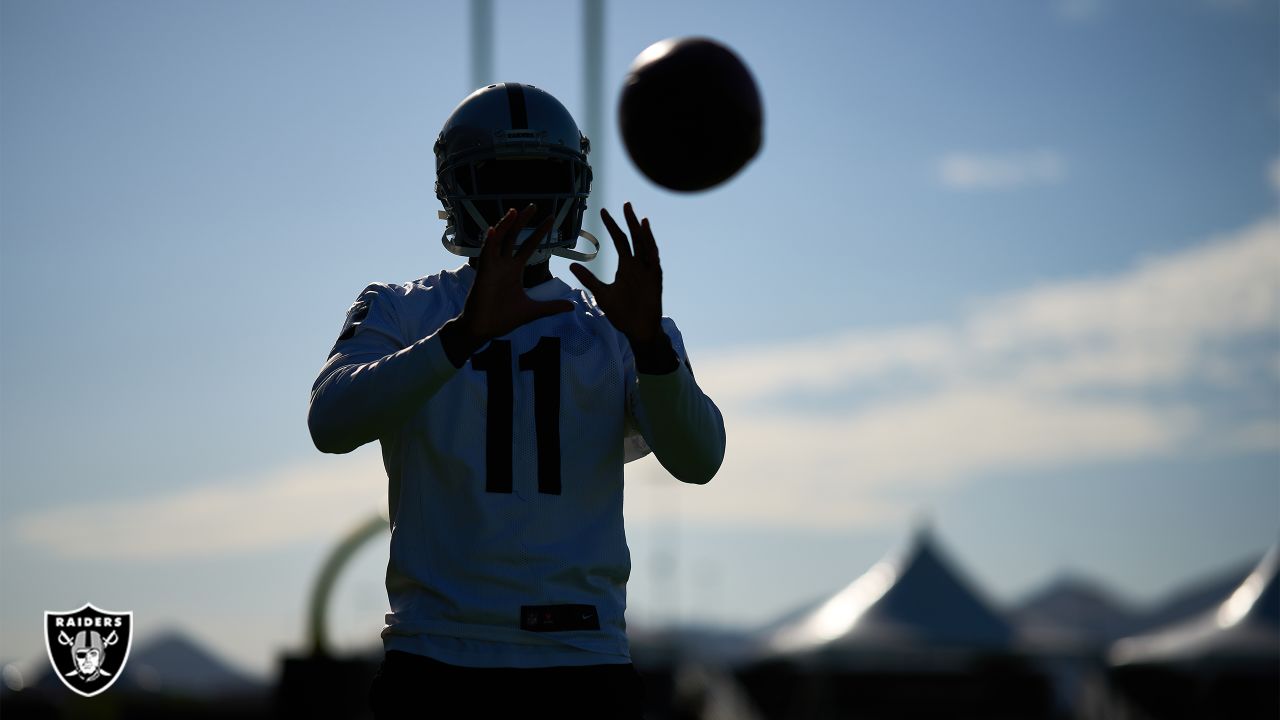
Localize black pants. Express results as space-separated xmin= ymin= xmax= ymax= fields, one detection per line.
xmin=369 ymin=650 xmax=645 ymax=719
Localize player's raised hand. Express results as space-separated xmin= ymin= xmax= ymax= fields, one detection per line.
xmin=570 ymin=203 xmax=664 ymax=345
xmin=442 ymin=205 xmax=574 ymax=367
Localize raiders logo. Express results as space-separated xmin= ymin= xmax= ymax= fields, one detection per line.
xmin=44 ymin=603 xmax=133 ymax=697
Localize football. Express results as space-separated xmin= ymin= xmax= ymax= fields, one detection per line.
xmin=618 ymin=37 xmax=763 ymax=192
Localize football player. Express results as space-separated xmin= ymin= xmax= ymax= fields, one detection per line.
xmin=308 ymin=83 xmax=726 ymax=718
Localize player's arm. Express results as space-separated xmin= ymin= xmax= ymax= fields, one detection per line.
xmin=571 ymin=203 xmax=726 ymax=484
xmin=308 ymin=288 xmax=460 ymax=454
xmin=630 ymin=323 xmax=726 ymax=484
xmin=309 ymin=206 xmax=571 ymax=454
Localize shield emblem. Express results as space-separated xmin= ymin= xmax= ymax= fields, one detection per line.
xmin=44 ymin=603 xmax=133 ymax=697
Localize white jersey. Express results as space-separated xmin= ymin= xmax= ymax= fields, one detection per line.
xmin=308 ymin=264 xmax=725 ymax=668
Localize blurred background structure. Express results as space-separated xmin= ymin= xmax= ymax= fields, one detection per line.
xmin=4 ymin=525 xmax=1275 ymax=717
xmin=1 ymin=0 xmax=1277 ymax=718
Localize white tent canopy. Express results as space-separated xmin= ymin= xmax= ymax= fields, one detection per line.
xmin=1109 ymin=542 xmax=1279 ymax=667
xmin=763 ymin=527 xmax=1012 ymax=660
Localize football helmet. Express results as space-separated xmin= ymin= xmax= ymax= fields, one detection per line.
xmin=434 ymin=83 xmax=598 ymax=264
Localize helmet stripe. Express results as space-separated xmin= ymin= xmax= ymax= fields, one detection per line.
xmin=504 ymin=83 xmax=528 ymax=129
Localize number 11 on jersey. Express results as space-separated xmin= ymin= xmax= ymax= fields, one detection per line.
xmin=470 ymin=337 xmax=561 ymax=495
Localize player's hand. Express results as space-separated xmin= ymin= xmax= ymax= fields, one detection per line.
xmin=570 ymin=203 xmax=664 ymax=345
xmin=442 ymin=205 xmax=574 ymax=367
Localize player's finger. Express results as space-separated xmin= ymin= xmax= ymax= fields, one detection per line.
xmin=570 ymin=262 xmax=608 ymax=296
xmin=493 ymin=205 xmax=529 ymax=254
xmin=516 ymin=216 xmax=554 ymax=262
xmin=480 ymin=223 xmax=500 ymax=262
xmin=487 ymin=208 xmax=518 ymax=257
xmin=640 ymin=217 xmax=660 ymax=265
xmin=629 ymin=212 xmax=655 ymax=261
xmin=623 ymin=203 xmax=644 ymax=255
xmin=501 ymin=205 xmax=538 ymax=257
xmin=492 ymin=207 xmax=519 ymax=236
xmin=600 ymin=208 xmax=632 ymax=263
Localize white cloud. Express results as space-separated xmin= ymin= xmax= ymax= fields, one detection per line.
xmin=664 ymin=217 xmax=1280 ymax=531
xmin=15 ymin=219 xmax=1279 ymax=552
xmin=14 ymin=452 xmax=387 ymax=561
xmin=938 ymin=149 xmax=1066 ymax=191
xmin=711 ymin=217 xmax=1279 ymax=403
xmin=706 ymin=326 xmax=956 ymax=406
xmin=967 ymin=218 xmax=1280 ymax=385
xmin=627 ymin=384 xmax=1194 ymax=531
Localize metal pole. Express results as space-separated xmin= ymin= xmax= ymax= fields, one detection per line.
xmin=471 ymin=0 xmax=494 ymax=92
xmin=582 ymin=0 xmax=611 ymax=277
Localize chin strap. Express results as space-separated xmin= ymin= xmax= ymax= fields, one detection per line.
xmin=439 ymin=210 xmax=599 ymax=263
xmin=554 ymin=228 xmax=599 ymax=261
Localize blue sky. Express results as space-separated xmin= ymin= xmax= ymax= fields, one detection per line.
xmin=2 ymin=0 xmax=1277 ymax=678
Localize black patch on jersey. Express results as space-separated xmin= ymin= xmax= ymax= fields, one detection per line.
xmin=520 ymin=604 xmax=600 ymax=632
xmin=337 ymin=298 xmax=371 ymax=342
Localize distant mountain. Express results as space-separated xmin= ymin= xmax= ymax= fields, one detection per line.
xmin=1011 ymin=575 xmax=1138 ymax=648
xmin=29 ymin=628 xmax=265 ymax=698
xmin=123 ymin=630 xmax=265 ymax=697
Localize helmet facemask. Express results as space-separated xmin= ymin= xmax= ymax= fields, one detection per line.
xmin=440 ymin=152 xmax=591 ymax=264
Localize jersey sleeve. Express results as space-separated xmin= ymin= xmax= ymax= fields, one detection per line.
xmin=626 ymin=318 xmax=726 ymax=484
xmin=328 ymin=283 xmax=406 ymax=358
xmin=308 ymin=283 xmax=460 ymax=454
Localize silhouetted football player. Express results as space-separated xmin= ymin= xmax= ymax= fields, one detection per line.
xmin=309 ymin=83 xmax=725 ymax=719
